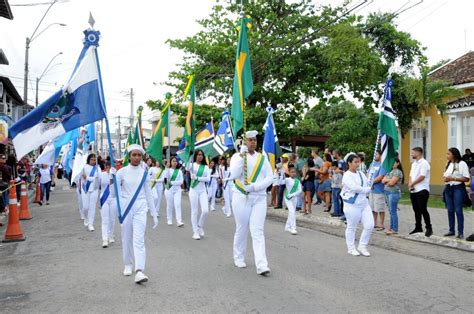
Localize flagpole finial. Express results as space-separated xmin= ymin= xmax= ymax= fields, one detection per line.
xmin=88 ymin=12 xmax=95 ymax=28
xmin=165 ymin=92 xmax=172 ymax=100
xmin=137 ymin=105 xmax=144 ymax=114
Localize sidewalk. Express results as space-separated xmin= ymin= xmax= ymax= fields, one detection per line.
xmin=267 ymin=201 xmax=474 ymax=252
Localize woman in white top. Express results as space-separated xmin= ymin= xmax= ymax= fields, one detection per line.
xmin=221 ymin=157 xmax=233 ymax=217
xmin=164 ymin=157 xmax=184 ymax=227
xmin=99 ymin=161 xmax=116 ymax=248
xmin=148 ymin=159 xmax=165 ymax=217
xmin=188 ymin=149 xmax=211 ymax=240
xmin=207 ymin=160 xmax=218 ymax=211
xmin=116 ymin=144 xmax=158 ymax=284
xmin=81 ymin=154 xmax=100 ymax=232
xmin=443 ymin=148 xmax=470 ymax=239
xmin=39 ymin=164 xmax=53 ymax=206
xmin=341 ymin=153 xmax=374 ymax=257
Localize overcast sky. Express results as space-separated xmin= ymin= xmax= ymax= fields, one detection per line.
xmin=0 ymin=0 xmax=472 ymax=132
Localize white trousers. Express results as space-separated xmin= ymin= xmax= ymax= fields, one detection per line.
xmin=284 ymin=197 xmax=297 ymax=231
xmin=232 ymin=192 xmax=268 ymax=270
xmin=189 ymin=188 xmax=209 ymax=233
xmin=76 ymin=188 xmax=83 ymax=219
xmin=223 ymin=185 xmax=232 ymax=215
xmin=101 ymin=197 xmax=116 ymax=241
xmin=165 ymin=188 xmax=183 ymax=225
xmin=82 ymin=190 xmax=99 ymax=226
xmin=153 ymin=184 xmax=164 ymax=216
xmin=121 ymin=201 xmax=147 ymax=271
xmin=344 ymin=202 xmax=374 ymax=251
xmin=208 ymin=182 xmax=217 ymax=210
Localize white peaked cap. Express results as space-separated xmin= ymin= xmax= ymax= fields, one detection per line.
xmin=128 ymin=144 xmax=145 ymax=155
xmin=246 ymin=130 xmax=258 ymax=139
xmin=344 ymin=152 xmax=358 ymax=163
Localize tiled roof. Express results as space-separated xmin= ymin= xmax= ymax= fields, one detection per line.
xmin=447 ymin=93 xmax=474 ymax=110
xmin=0 ymin=76 xmax=23 ymax=105
xmin=429 ymin=51 xmax=474 ymax=86
xmin=0 ymin=0 xmax=13 ymax=20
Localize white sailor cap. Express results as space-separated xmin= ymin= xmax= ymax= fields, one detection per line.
xmin=343 ymin=152 xmax=358 ymax=163
xmin=128 ymin=144 xmax=145 ymax=155
xmin=246 ymin=130 xmax=258 ymax=139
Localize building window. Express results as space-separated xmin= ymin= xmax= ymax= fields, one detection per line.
xmin=450 ymin=117 xmax=456 ymax=137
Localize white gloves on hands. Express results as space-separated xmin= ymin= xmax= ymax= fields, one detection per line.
xmin=191 ymin=173 xmax=197 ymax=181
xmin=87 ymin=176 xmax=95 ymax=182
xmin=110 ymin=167 xmax=117 ymax=175
xmin=240 ymin=145 xmax=248 ymax=154
xmin=152 ymin=215 xmax=159 ymax=229
xmin=243 ymin=184 xmax=255 ymax=193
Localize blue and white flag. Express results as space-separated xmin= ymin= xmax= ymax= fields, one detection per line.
xmin=262 ymin=107 xmax=278 ymax=172
xmin=213 ymin=110 xmax=236 ymax=155
xmin=9 ymin=36 xmax=106 ymax=158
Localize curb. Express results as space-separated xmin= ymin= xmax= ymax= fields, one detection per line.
xmin=266 ymin=207 xmax=474 ymax=252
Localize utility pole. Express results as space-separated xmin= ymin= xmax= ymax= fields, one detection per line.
xmin=129 ymin=87 xmax=134 ymax=127
xmin=117 ymin=116 xmax=121 ymax=158
xmin=100 ymin=119 xmax=104 ymax=155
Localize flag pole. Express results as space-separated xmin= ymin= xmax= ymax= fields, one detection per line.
xmin=165 ymin=92 xmax=172 ymax=165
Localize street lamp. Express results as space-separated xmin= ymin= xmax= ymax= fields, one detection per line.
xmin=23 ymin=0 xmax=66 ymax=104
xmin=35 ymin=51 xmax=62 ymax=106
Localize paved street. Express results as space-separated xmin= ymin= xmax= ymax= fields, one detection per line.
xmin=0 ymin=179 xmax=473 ymax=313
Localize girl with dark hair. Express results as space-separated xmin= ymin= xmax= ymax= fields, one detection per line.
xmin=316 ymin=153 xmax=332 ymax=212
xmin=164 ymin=157 xmax=184 ymax=227
xmin=443 ymin=147 xmax=469 ymax=239
xmin=341 ymin=153 xmax=374 ymax=256
xmin=148 ymin=158 xmax=165 ymax=217
xmin=382 ymin=158 xmax=404 ymax=235
xmin=99 ymin=161 xmax=116 ymax=248
xmin=207 ymin=160 xmax=218 ymax=211
xmin=187 ymin=150 xmax=210 ymax=240
xmin=301 ymin=159 xmax=315 ymax=214
xmin=81 ymin=153 xmax=100 ymax=231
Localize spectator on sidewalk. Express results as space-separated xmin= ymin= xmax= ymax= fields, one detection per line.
xmin=275 ymin=154 xmax=289 ymax=209
xmin=301 ymin=158 xmax=316 ymax=214
xmin=316 ymin=153 xmax=332 ymax=212
xmin=368 ymin=150 xmax=387 ymax=231
xmin=443 ymin=148 xmax=470 ymax=239
xmin=357 ymin=153 xmax=367 ymax=175
xmin=466 ymin=167 xmax=474 ymax=242
xmin=329 ymin=161 xmax=343 ymax=217
xmin=312 ymin=149 xmax=323 ymax=205
xmin=295 ymin=152 xmax=306 ymax=210
xmin=462 ymin=148 xmax=474 ymax=170
xmin=39 ymin=164 xmax=54 ymax=206
xmin=0 ymin=154 xmax=10 ymax=214
xmin=382 ymin=157 xmax=404 ymax=235
xmin=408 ymin=147 xmax=433 ymax=237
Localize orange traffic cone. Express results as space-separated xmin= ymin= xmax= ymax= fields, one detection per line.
xmin=19 ymin=181 xmax=32 ymax=220
xmin=3 ymin=180 xmax=26 ymax=242
xmin=34 ymin=181 xmax=40 ymax=204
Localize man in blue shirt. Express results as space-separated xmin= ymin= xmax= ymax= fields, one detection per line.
xmin=368 ymin=150 xmax=387 ymax=230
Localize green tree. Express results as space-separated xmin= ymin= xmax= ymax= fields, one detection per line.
xmin=403 ymin=66 xmax=465 ymax=155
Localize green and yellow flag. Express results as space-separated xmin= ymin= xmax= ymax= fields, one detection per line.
xmin=123 ymin=129 xmax=133 ymax=166
xmin=147 ymin=96 xmax=171 ymax=166
xmin=231 ymin=17 xmax=253 ymax=136
xmin=181 ymin=75 xmax=196 ymax=165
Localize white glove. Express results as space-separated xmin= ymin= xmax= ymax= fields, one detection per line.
xmin=87 ymin=176 xmax=95 ymax=182
xmin=243 ymin=184 xmax=255 ymax=193
xmin=152 ymin=215 xmax=159 ymax=229
xmin=191 ymin=173 xmax=197 ymax=180
xmin=110 ymin=167 xmax=117 ymax=175
xmin=362 ymin=187 xmax=372 ymax=194
xmin=15 ymin=177 xmax=21 ymax=183
xmin=240 ymin=145 xmax=248 ymax=154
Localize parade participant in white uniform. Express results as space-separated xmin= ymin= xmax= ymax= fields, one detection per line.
xmin=207 ymin=160 xmax=218 ymax=211
xmin=284 ymin=164 xmax=302 ymax=235
xmin=149 ymin=160 xmax=165 ymax=217
xmin=74 ymin=176 xmax=84 ymax=221
xmin=222 ymin=157 xmax=233 ymax=217
xmin=164 ymin=157 xmax=184 ymax=227
xmin=188 ymin=149 xmax=211 ymax=240
xmin=116 ymin=144 xmax=158 ymax=284
xmin=81 ymin=154 xmax=100 ymax=232
xmin=341 ymin=153 xmax=374 ymax=257
xmin=225 ymin=130 xmax=273 ymax=276
xmin=99 ymin=161 xmax=116 ymax=248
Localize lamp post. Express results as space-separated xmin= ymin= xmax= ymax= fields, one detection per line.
xmin=23 ymin=0 xmax=66 ymax=104
xmin=35 ymin=52 xmax=62 ymax=106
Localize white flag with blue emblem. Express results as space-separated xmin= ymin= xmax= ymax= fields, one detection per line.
xmin=9 ymin=32 xmax=106 ymax=159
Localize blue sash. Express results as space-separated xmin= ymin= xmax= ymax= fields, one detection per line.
xmin=223 ymin=172 xmax=231 ymax=190
xmin=342 ymin=171 xmax=364 ymax=204
xmin=100 ymin=185 xmax=110 ymax=207
xmin=84 ymin=166 xmax=97 ymax=193
xmin=120 ymin=170 xmax=148 ymax=223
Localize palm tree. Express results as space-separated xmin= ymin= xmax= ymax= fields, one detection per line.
xmin=404 ymin=66 xmax=464 ymax=156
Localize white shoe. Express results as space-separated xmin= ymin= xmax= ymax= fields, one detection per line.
xmin=192 ymin=232 xmax=201 ymax=240
xmin=177 ymin=222 xmax=184 ymax=228
xmin=257 ymin=266 xmax=271 ymax=276
xmin=88 ymin=224 xmax=95 ymax=232
xmin=226 ymin=213 xmax=232 ymax=218
xmin=358 ymin=247 xmax=371 ymax=257
xmin=234 ymin=261 xmax=247 ymax=268
xmin=102 ymin=240 xmax=108 ymax=248
xmin=84 ymin=219 xmax=88 ymax=227
xmin=348 ymin=248 xmax=360 ymax=256
xmin=198 ymin=227 xmax=205 ymax=237
xmin=134 ymin=271 xmax=149 ymax=284
xmin=167 ymin=220 xmax=173 ymax=225
xmin=80 ymin=214 xmax=85 ymax=220
xmin=284 ymin=226 xmax=291 ymax=232
xmin=108 ymin=236 xmax=115 ymax=243
xmin=210 ymin=206 xmax=216 ymax=211
xmin=290 ymin=229 xmax=298 ymax=235
xmin=123 ymin=265 xmax=133 ymax=276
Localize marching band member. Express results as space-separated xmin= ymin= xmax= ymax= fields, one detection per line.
xmin=81 ymin=154 xmax=100 ymax=232
xmin=188 ymin=149 xmax=210 ymax=240
xmin=149 ymin=159 xmax=165 ymax=217
xmin=208 ymin=160 xmax=218 ymax=211
xmin=284 ymin=164 xmax=302 ymax=235
xmin=99 ymin=161 xmax=116 ymax=248
xmin=222 ymin=157 xmax=233 ymax=217
xmin=225 ymin=130 xmax=273 ymax=276
xmin=341 ymin=153 xmax=374 ymax=257
xmin=116 ymin=144 xmax=158 ymax=284
xmin=164 ymin=157 xmax=184 ymax=227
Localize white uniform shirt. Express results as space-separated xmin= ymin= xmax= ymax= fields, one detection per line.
xmin=116 ymin=165 xmax=157 ymax=216
xmin=99 ymin=171 xmax=115 ymax=199
xmin=81 ymin=164 xmax=100 ymax=192
xmin=409 ymin=158 xmax=430 ymax=192
xmin=164 ymin=167 xmax=183 ymax=192
xmin=187 ymin=163 xmax=210 ymax=191
xmin=443 ymin=161 xmax=470 ymax=186
xmin=341 ymin=170 xmax=371 ymax=206
xmin=284 ymin=177 xmax=302 ymax=200
xmin=229 ymin=152 xmax=273 ymax=196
